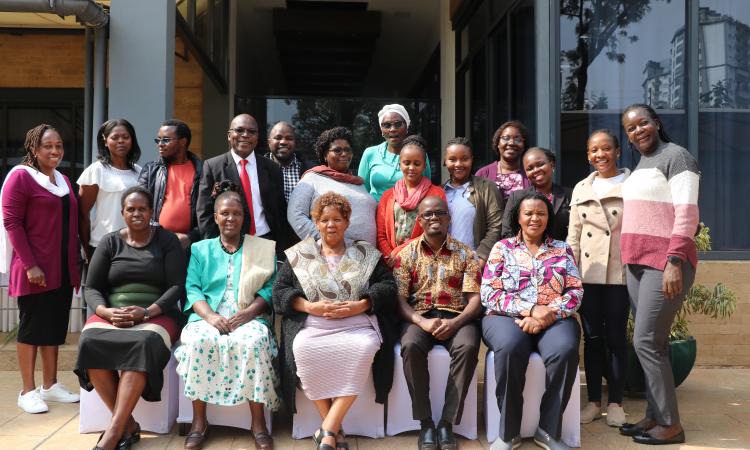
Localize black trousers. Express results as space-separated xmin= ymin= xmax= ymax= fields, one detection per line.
xmin=482 ymin=314 xmax=580 ymax=441
xmin=579 ymin=283 xmax=630 ymax=404
xmin=400 ymin=311 xmax=480 ymax=424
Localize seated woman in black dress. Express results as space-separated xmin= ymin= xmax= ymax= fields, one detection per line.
xmin=75 ymin=186 xmax=186 ymax=450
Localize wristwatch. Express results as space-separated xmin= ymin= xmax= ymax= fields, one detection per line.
xmin=142 ymin=306 xmax=151 ymax=322
xmin=667 ymin=255 xmax=683 ymax=266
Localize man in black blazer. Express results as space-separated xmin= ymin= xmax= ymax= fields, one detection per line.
xmin=197 ymin=113 xmax=296 ymax=256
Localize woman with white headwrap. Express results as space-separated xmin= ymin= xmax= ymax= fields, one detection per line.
xmin=357 ymin=104 xmax=432 ymax=201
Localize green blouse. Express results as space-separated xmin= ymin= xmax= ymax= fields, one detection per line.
xmin=184 ymin=237 xmax=276 ymax=325
xmin=358 ymin=141 xmax=432 ymax=202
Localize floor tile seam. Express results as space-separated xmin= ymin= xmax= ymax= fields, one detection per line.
xmin=31 ymin=410 xmax=79 ymax=449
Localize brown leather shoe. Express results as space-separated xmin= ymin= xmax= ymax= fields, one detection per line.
xmin=184 ymin=424 xmax=209 ymax=450
xmin=253 ymin=430 xmax=273 ymax=450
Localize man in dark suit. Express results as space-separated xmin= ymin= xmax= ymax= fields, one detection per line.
xmin=197 ymin=113 xmax=295 ymax=256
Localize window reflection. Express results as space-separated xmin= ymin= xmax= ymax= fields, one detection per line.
xmin=559 ymin=0 xmax=687 ymax=195
xmin=698 ymin=0 xmax=750 ymax=250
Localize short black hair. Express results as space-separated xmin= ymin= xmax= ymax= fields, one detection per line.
xmin=314 ymin=127 xmax=353 ymax=165
xmin=507 ymin=191 xmax=555 ymax=240
xmin=524 ymin=146 xmax=556 ymax=166
xmin=161 ymin=119 xmax=192 ymax=146
xmin=587 ymin=129 xmax=620 ymax=149
xmin=445 ymin=136 xmax=472 ymax=151
xmin=491 ymin=120 xmax=531 ymax=158
xmin=120 ymin=185 xmax=154 ymax=210
xmin=97 ymin=119 xmax=141 ymax=171
xmin=211 ymin=180 xmax=243 ymax=209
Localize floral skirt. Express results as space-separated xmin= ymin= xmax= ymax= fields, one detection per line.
xmin=175 ymin=319 xmax=280 ymax=410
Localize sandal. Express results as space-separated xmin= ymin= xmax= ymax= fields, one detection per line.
xmin=116 ymin=422 xmax=141 ymax=450
xmin=313 ymin=428 xmax=337 ymax=450
xmin=336 ymin=429 xmax=349 ymax=450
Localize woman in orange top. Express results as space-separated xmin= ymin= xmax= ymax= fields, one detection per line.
xmin=376 ymin=135 xmax=445 ymax=267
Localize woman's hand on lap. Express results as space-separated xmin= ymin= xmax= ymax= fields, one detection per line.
xmin=228 ymin=308 xmax=256 ymax=330
xmin=206 ymin=312 xmax=231 ymax=334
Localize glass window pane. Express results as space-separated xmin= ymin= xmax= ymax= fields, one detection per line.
xmin=470 ymin=49 xmax=488 ymax=169
xmin=560 ymin=0 xmax=687 ymax=188
xmin=698 ymin=1 xmax=750 ymax=250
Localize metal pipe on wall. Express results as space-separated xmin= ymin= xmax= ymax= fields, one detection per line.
xmin=83 ymin=27 xmax=93 ymax=168
xmin=91 ymin=25 xmax=106 ymax=161
xmin=0 ymin=0 xmax=108 ymax=28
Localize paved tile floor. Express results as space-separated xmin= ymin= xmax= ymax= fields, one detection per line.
xmin=0 ymin=368 xmax=748 ymax=450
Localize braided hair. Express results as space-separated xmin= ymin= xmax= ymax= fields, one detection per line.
xmin=622 ymin=103 xmax=672 ymax=143
xmin=22 ymin=124 xmax=59 ymax=170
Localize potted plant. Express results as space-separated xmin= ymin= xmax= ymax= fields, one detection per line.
xmin=624 ymin=224 xmax=737 ymax=396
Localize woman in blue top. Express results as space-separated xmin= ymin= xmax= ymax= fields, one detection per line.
xmin=175 ymin=182 xmax=278 ymax=450
xmin=357 ymin=104 xmax=431 ymax=201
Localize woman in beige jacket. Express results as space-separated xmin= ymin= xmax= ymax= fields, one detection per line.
xmin=567 ymin=129 xmax=630 ymax=428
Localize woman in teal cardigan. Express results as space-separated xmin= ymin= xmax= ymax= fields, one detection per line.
xmin=175 ymin=184 xmax=278 ymax=450
xmin=357 ymin=104 xmax=431 ymax=201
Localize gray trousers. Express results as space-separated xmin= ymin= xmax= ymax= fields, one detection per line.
xmin=626 ymin=263 xmax=696 ymax=426
xmin=482 ymin=315 xmax=580 ymax=441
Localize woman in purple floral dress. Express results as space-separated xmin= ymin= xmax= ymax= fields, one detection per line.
xmin=480 ymin=191 xmax=583 ymax=450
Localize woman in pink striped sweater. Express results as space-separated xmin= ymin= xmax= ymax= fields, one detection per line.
xmin=618 ymin=104 xmax=700 ymax=446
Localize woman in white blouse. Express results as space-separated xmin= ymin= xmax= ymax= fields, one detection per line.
xmin=77 ymin=119 xmax=142 ymax=262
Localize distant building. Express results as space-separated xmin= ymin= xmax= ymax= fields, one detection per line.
xmin=644 ymin=7 xmax=750 ymax=108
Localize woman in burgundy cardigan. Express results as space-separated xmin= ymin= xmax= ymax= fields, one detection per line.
xmin=475 ymin=120 xmax=532 ymax=199
xmin=0 ymin=124 xmax=81 ymax=414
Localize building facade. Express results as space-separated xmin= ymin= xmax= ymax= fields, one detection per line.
xmin=1 ymin=0 xmax=749 ymax=364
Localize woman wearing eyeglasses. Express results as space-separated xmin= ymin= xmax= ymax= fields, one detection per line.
xmin=288 ymin=127 xmax=378 ymax=244
xmin=78 ymin=119 xmax=142 ymax=263
xmin=376 ymin=135 xmax=445 ymax=267
xmin=475 ymin=121 xmax=532 ymax=200
xmin=358 ymin=104 xmax=432 ymax=202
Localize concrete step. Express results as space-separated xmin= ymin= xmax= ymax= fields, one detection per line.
xmin=0 ymin=333 xmax=80 ymax=371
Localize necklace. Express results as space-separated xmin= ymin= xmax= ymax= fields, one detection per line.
xmin=220 ymin=234 xmax=244 ymax=254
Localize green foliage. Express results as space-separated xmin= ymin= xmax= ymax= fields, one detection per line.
xmin=626 ymin=223 xmax=737 ymax=342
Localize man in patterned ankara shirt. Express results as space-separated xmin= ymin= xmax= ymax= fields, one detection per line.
xmin=393 ymin=196 xmax=483 ymax=450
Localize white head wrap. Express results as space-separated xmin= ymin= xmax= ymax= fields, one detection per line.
xmin=377 ymin=104 xmax=410 ymax=129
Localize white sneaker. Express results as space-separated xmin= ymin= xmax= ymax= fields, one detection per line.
xmin=606 ymin=403 xmax=627 ymax=427
xmin=39 ymin=382 xmax=80 ymax=403
xmin=18 ymin=390 xmax=49 ymax=413
xmin=580 ymin=402 xmax=602 ymax=424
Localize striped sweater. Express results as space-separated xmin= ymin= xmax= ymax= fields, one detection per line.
xmin=621 ymin=142 xmax=700 ymax=270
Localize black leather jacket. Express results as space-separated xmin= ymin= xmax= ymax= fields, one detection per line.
xmin=137 ymin=151 xmax=203 ymax=243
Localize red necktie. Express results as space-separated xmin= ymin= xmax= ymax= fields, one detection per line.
xmin=239 ymin=159 xmax=256 ymax=235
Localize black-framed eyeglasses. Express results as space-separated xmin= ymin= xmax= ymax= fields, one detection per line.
xmin=329 ymin=147 xmax=353 ymax=155
xmin=419 ymin=210 xmax=449 ymax=220
xmin=381 ymin=120 xmax=405 ymax=130
xmin=229 ymin=127 xmax=258 ymax=136
xmin=154 ymin=137 xmax=175 ymax=144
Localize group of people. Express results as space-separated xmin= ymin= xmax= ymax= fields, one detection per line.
xmin=0 ymin=101 xmax=699 ymax=450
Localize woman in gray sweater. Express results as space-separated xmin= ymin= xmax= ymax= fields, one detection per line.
xmin=287 ymin=127 xmax=377 ymax=245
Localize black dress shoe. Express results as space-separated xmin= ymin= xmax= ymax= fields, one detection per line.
xmin=632 ymin=430 xmax=686 ymax=445
xmin=620 ymin=422 xmax=648 ymax=437
xmin=436 ymin=422 xmax=457 ymax=450
xmin=418 ymin=424 xmax=438 ymax=450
